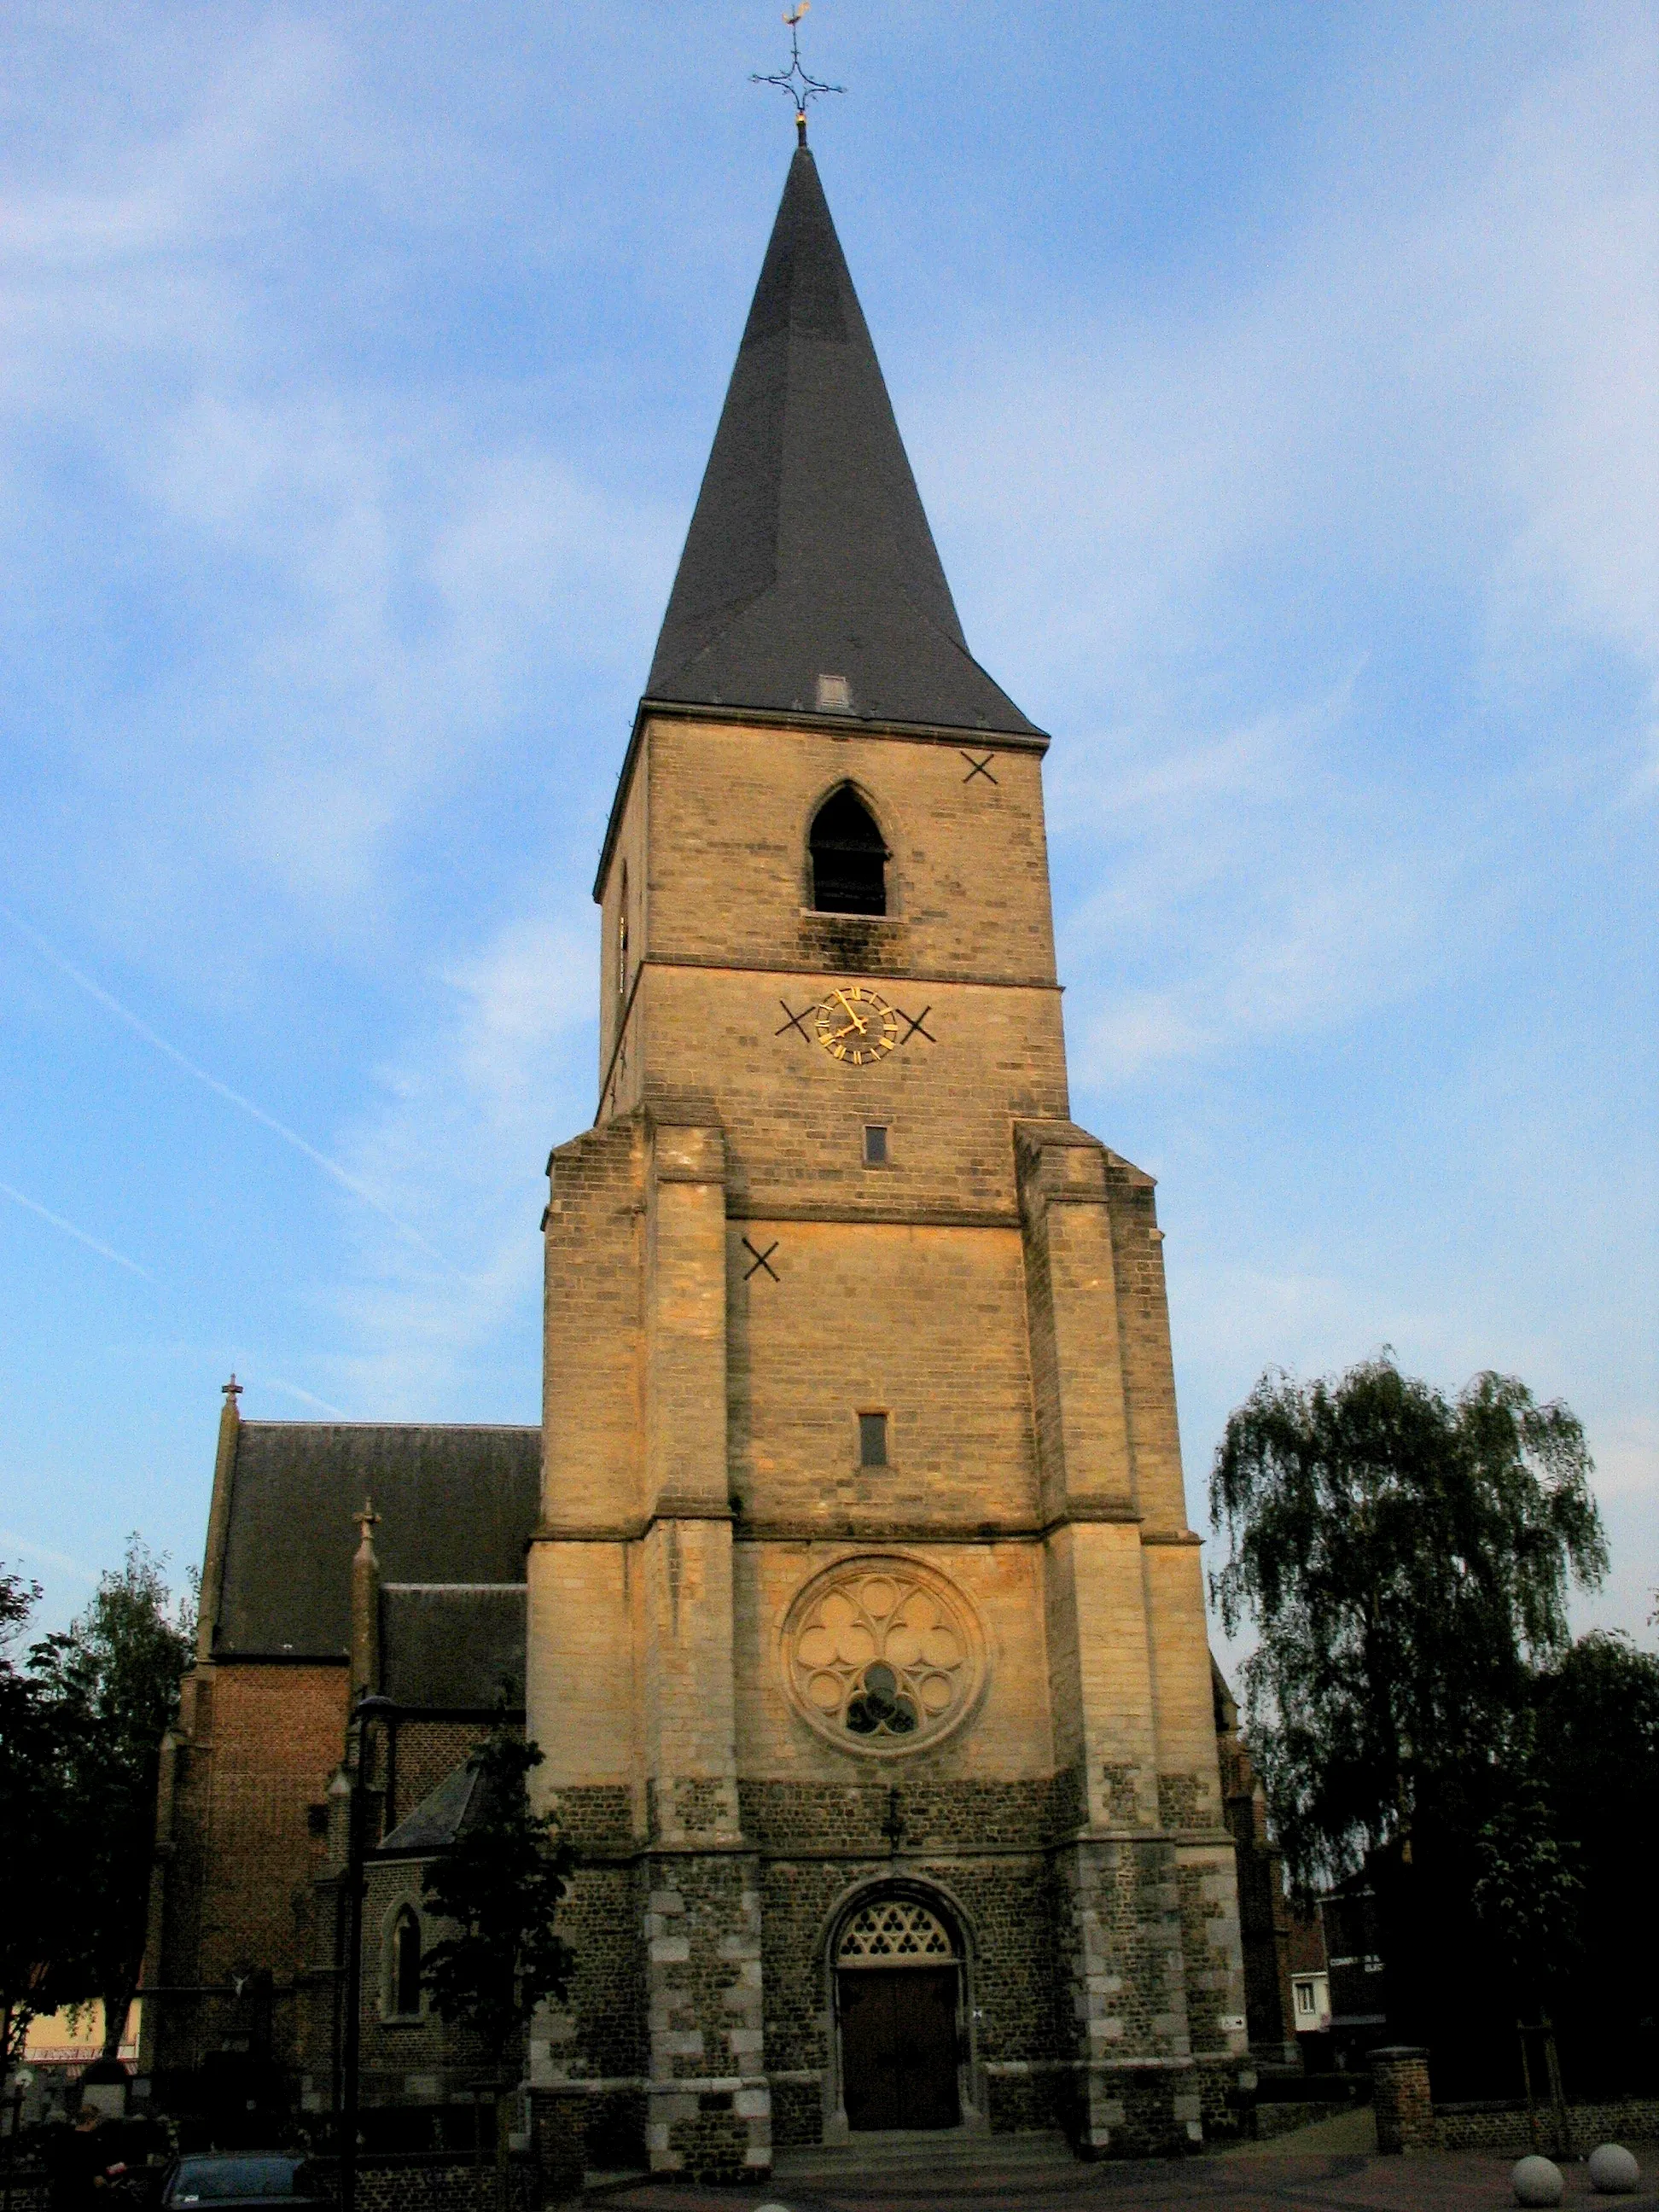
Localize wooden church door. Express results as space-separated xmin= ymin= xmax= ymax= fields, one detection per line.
xmin=835 ymin=1899 xmax=963 ymax=2132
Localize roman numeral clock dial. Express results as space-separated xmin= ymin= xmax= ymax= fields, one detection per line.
xmin=813 ymin=984 xmax=899 ymax=1066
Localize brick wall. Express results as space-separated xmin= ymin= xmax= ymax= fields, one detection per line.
xmin=1372 ymin=2047 xmax=1435 ymax=2151
xmin=1432 ymin=2098 xmax=1659 ymax=2155
xmin=155 ymin=1661 xmax=347 ymax=2073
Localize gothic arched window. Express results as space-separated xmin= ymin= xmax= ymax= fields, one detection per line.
xmin=390 ymin=1906 xmax=422 ymax=2018
xmin=810 ymin=788 xmax=887 ymax=916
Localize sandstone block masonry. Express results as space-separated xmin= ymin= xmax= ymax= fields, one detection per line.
xmin=526 ymin=707 xmax=1249 ymax=2176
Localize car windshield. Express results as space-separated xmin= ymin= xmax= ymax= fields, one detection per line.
xmin=170 ymin=2157 xmax=300 ymax=2201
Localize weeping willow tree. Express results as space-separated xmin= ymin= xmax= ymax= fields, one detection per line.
xmin=1208 ymin=1353 xmax=1605 ymax=1894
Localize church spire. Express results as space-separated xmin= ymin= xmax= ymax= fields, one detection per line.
xmin=643 ymin=147 xmax=1037 ymax=736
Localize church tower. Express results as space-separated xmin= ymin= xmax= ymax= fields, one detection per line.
xmin=527 ymin=143 xmax=1246 ymax=2181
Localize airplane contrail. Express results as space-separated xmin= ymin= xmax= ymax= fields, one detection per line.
xmin=3 ymin=906 xmax=454 ymax=1270
xmin=0 ymin=1178 xmax=155 ymax=1280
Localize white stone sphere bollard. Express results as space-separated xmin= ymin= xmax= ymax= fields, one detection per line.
xmin=1512 ymin=2154 xmax=1565 ymax=2207
xmin=1588 ymin=2144 xmax=1641 ymax=2194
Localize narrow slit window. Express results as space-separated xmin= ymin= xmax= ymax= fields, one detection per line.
xmin=863 ymin=1125 xmax=888 ymax=1165
xmin=392 ymin=1906 xmax=422 ymax=2017
xmin=616 ymin=865 xmax=629 ymax=1002
xmin=859 ymin=1412 xmax=888 ymax=1469
xmin=810 ymin=787 xmax=887 ymax=916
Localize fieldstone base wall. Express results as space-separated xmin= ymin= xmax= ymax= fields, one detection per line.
xmin=1077 ymin=2064 xmax=1203 ymax=2157
xmin=313 ymin=2153 xmax=537 ymax=2209
xmin=1196 ymin=2055 xmax=1249 ymax=2141
xmin=1433 ymin=2098 xmax=1659 ymax=2156
xmin=645 ymin=1850 xmax=771 ymax=2181
xmin=1060 ymin=1839 xmax=1172 ymax=2149
xmin=984 ymin=2065 xmax=1068 ymax=2135
xmin=1055 ymin=1832 xmax=1242 ymax=2157
xmin=529 ymin=2088 xmax=597 ymax=2200
xmin=768 ymin=2075 xmax=824 ymax=2152
xmin=1253 ymin=2099 xmax=1349 ymax=2140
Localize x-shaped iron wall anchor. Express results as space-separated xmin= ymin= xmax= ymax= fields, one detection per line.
xmin=960 ymin=752 xmax=997 ymax=784
xmin=742 ymin=1237 xmax=780 ymax=1282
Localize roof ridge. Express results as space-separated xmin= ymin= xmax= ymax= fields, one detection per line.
xmin=238 ymin=1419 xmax=540 ymax=1433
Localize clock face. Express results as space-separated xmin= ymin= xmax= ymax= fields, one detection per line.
xmin=814 ymin=983 xmax=900 ymax=1066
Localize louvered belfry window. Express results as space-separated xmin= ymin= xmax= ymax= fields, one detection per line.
xmin=811 ymin=787 xmax=887 ymax=916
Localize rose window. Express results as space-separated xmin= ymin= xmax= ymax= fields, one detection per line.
xmin=782 ymin=1558 xmax=983 ymax=1757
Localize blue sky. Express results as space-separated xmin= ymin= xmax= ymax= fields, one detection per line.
xmin=2 ymin=3 xmax=1654 ymax=1660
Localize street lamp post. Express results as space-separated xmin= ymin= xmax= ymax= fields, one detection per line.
xmin=338 ymin=1693 xmax=396 ymax=2212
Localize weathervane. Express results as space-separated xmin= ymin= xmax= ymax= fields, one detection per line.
xmin=752 ymin=3 xmax=844 ymax=146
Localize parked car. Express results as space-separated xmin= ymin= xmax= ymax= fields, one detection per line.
xmin=159 ymin=2154 xmax=326 ymax=2206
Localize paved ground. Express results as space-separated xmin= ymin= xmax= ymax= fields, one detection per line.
xmin=597 ymin=2123 xmax=1658 ymax=2212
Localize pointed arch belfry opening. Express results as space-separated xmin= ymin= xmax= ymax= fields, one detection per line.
xmin=810 ymin=785 xmax=887 ymax=915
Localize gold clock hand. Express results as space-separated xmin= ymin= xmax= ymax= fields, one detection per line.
xmin=831 ymin=989 xmax=869 ymax=1033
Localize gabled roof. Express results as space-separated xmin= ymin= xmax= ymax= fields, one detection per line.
xmin=643 ymin=146 xmax=1037 ymax=737
xmin=212 ymin=1422 xmax=539 ymax=1662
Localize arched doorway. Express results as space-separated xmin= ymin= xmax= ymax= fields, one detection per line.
xmin=834 ymin=1895 xmax=963 ymax=2131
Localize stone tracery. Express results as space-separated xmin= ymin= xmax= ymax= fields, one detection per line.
xmin=783 ymin=1558 xmax=983 ymax=1755
xmin=836 ymin=1898 xmax=956 ymax=1965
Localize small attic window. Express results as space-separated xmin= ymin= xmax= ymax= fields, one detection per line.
xmin=811 ymin=786 xmax=887 ymax=916
xmin=816 ymin=672 xmax=853 ymax=713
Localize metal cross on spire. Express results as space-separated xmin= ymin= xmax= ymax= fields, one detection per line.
xmin=751 ymin=3 xmax=844 ymax=146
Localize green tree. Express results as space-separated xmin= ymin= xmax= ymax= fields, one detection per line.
xmin=0 ymin=1569 xmax=91 ymax=2081
xmin=1471 ymin=1757 xmax=1583 ymax=1992
xmin=32 ymin=1538 xmax=195 ymax=2058
xmin=421 ymin=1732 xmax=574 ymax=2206
xmin=1526 ymin=1631 xmax=1659 ymax=2088
xmin=1208 ymin=1354 xmax=1606 ymax=1889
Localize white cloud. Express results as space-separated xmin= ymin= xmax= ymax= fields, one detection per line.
xmin=914 ymin=26 xmax=1658 ymax=1078
xmin=130 ymin=396 xmax=670 ymax=911
xmin=0 ymin=19 xmax=676 ymax=946
xmin=318 ymin=909 xmax=597 ymax=1412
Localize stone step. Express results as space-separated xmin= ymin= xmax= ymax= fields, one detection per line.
xmin=774 ymin=2128 xmax=1076 ymax=2182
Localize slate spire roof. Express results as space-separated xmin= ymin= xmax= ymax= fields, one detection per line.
xmin=644 ymin=146 xmax=1037 ymax=736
